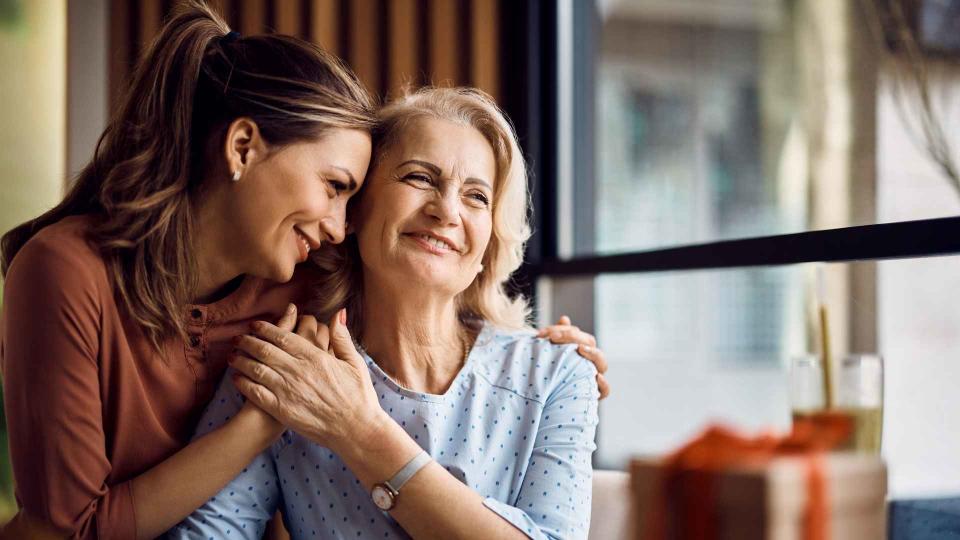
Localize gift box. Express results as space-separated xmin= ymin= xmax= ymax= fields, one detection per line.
xmin=629 ymin=426 xmax=887 ymax=540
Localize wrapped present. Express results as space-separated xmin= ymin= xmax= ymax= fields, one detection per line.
xmin=630 ymin=420 xmax=887 ymax=540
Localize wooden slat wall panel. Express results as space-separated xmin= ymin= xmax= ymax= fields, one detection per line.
xmin=274 ymin=0 xmax=302 ymax=36
xmin=108 ymin=0 xmax=132 ymax=108
xmin=240 ymin=0 xmax=267 ymax=35
xmin=348 ymin=0 xmax=381 ymax=96
xmin=387 ymin=0 xmax=418 ymax=98
xmin=109 ymin=0 xmax=504 ymax=108
xmin=310 ymin=0 xmax=340 ymax=55
xmin=139 ymin=0 xmax=163 ymax=49
xmin=428 ymin=0 xmax=460 ymax=86
xmin=470 ymin=0 xmax=499 ymax=101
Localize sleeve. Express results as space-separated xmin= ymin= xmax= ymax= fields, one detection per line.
xmin=164 ymin=369 xmax=281 ymax=540
xmin=484 ymin=349 xmax=600 ymax=540
xmin=0 ymin=235 xmax=137 ymax=540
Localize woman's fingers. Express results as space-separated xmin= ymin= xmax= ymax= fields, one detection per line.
xmin=233 ymin=372 xmax=281 ymax=414
xmin=230 ymin=354 xmax=283 ymax=389
xmin=596 ymin=374 xmax=611 ymax=400
xmin=314 ymin=324 xmax=330 ymax=351
xmin=537 ymin=325 xmax=574 ymax=340
xmin=536 ymin=315 xmax=575 ymax=338
xmin=296 ymin=315 xmax=330 ymax=351
xmin=248 ymin=320 xmax=315 ymax=361
xmin=295 ymin=315 xmax=319 ymax=344
xmin=577 ymin=343 xmax=608 ymax=374
xmin=328 ymin=309 xmax=365 ymax=367
xmin=541 ymin=325 xmax=598 ymax=348
xmin=276 ymin=303 xmax=298 ymax=332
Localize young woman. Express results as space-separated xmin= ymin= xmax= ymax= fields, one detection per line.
xmin=0 ymin=2 xmax=605 ymax=539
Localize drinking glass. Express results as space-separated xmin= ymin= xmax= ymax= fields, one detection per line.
xmin=789 ymin=354 xmax=825 ymax=418
xmin=836 ymin=354 xmax=884 ymax=453
xmin=788 ymin=353 xmax=884 ymax=453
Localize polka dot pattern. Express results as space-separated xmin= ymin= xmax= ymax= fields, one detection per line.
xmin=167 ymin=323 xmax=599 ymax=539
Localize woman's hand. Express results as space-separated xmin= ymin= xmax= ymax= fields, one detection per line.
xmin=228 ymin=308 xmax=388 ymax=454
xmin=537 ymin=315 xmax=610 ymax=399
xmin=233 ymin=303 xmax=300 ymax=442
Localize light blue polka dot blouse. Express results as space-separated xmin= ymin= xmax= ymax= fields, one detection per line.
xmin=167 ymin=322 xmax=599 ymax=540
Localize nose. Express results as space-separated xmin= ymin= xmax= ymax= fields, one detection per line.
xmin=424 ymin=189 xmax=461 ymax=226
xmin=318 ymin=202 xmax=347 ymax=244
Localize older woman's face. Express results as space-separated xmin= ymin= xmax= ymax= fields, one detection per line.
xmin=354 ymin=117 xmax=496 ymax=295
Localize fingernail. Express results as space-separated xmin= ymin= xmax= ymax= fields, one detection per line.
xmin=581 ymin=345 xmax=593 ymax=354
xmin=339 ymin=308 xmax=347 ymax=325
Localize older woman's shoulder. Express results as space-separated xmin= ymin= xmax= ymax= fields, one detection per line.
xmin=473 ymin=324 xmax=598 ymax=404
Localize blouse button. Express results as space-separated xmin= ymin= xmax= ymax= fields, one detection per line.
xmin=189 ymin=334 xmax=201 ymax=348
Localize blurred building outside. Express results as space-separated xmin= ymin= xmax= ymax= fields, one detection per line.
xmin=588 ymin=0 xmax=960 ymax=499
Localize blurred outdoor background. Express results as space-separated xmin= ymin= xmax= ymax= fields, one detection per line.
xmin=1 ymin=0 xmax=959 ymax=523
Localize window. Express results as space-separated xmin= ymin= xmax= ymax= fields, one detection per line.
xmin=502 ymin=0 xmax=960 ymax=499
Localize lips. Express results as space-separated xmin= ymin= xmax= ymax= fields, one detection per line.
xmin=293 ymin=227 xmax=321 ymax=263
xmin=294 ymin=230 xmax=310 ymax=262
xmin=403 ymin=231 xmax=461 ymax=255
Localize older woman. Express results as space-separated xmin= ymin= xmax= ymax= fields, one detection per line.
xmin=169 ymin=88 xmax=600 ymax=540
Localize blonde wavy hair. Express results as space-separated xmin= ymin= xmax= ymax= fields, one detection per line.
xmin=310 ymin=87 xmax=533 ymax=332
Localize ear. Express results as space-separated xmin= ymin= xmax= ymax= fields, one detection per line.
xmin=223 ymin=117 xmax=267 ymax=175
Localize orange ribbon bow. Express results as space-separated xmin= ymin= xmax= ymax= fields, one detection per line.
xmin=644 ymin=412 xmax=852 ymax=540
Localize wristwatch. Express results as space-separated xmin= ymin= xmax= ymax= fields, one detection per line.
xmin=371 ymin=451 xmax=431 ymax=511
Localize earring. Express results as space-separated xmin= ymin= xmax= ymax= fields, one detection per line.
xmin=231 ymin=169 xmax=242 ymax=182
xmin=477 ymin=263 xmax=484 ymax=273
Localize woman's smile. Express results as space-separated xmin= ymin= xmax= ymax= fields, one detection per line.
xmin=402 ymin=230 xmax=461 ymax=255
xmin=293 ymin=226 xmax=320 ymax=263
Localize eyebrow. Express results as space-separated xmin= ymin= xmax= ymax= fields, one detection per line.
xmin=398 ymin=159 xmax=493 ymax=191
xmin=332 ymin=166 xmax=359 ymax=191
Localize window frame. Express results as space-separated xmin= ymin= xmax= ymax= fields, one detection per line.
xmin=500 ymin=0 xmax=960 ymax=302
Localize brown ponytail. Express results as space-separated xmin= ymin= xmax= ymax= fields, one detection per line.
xmin=1 ymin=0 xmax=375 ymax=352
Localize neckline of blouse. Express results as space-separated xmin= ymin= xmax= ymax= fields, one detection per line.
xmin=360 ymin=321 xmax=494 ymax=404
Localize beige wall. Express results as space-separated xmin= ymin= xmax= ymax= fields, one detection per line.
xmin=0 ymin=0 xmax=66 ymax=519
xmin=0 ymin=0 xmax=66 ymax=253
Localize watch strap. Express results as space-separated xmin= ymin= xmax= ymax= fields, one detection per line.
xmin=385 ymin=450 xmax=431 ymax=492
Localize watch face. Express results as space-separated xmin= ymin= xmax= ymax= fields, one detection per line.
xmin=372 ymin=484 xmax=394 ymax=511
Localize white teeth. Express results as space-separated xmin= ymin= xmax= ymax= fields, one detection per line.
xmin=296 ymin=231 xmax=310 ymax=252
xmin=418 ymin=234 xmax=454 ymax=251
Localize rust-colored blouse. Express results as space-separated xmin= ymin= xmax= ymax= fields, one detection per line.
xmin=0 ymin=216 xmax=312 ymax=539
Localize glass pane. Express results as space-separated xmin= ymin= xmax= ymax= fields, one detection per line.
xmin=594 ymin=265 xmax=805 ymax=463
xmin=576 ymin=0 xmax=960 ymax=257
xmin=595 ymin=42 xmax=788 ymax=252
xmin=593 ymin=256 xmax=960 ymax=498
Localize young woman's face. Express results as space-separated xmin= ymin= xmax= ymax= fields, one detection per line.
xmin=227 ymin=128 xmax=372 ymax=283
xmin=353 ymin=117 xmax=496 ymax=296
